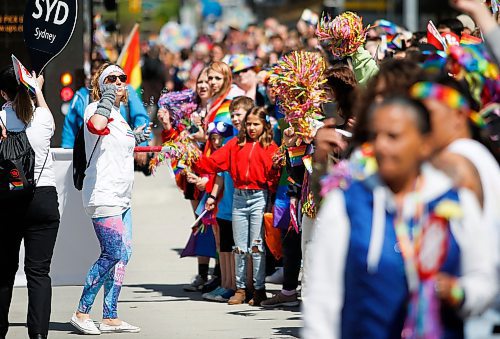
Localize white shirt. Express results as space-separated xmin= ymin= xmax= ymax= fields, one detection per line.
xmin=0 ymin=103 xmax=56 ymax=187
xmin=82 ymin=102 xmax=135 ymax=213
xmin=447 ymin=138 xmax=500 ymax=281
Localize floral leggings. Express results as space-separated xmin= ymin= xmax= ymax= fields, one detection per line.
xmin=77 ymin=208 xmax=132 ymax=319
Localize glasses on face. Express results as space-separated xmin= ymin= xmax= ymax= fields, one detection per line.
xmin=234 ymin=68 xmax=252 ymax=75
xmin=106 ymin=74 xmax=127 ymax=83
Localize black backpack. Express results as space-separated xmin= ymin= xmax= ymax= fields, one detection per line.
xmin=72 ymin=125 xmax=100 ymax=190
xmin=0 ymin=114 xmax=43 ymax=199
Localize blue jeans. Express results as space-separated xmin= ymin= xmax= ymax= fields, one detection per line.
xmin=232 ymin=189 xmax=267 ymax=290
xmin=77 ymin=208 xmax=132 ymax=319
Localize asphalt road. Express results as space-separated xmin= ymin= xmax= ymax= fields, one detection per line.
xmin=6 ymin=169 xmax=302 ymax=339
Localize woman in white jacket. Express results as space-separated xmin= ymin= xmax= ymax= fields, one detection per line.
xmin=303 ymin=96 xmax=497 ymax=339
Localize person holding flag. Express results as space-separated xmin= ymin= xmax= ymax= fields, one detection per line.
xmin=451 ymin=0 xmax=500 ymax=64
xmin=0 ymin=64 xmax=59 ymax=339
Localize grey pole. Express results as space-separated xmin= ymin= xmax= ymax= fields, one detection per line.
xmin=404 ymin=0 xmax=419 ymax=32
xmin=324 ymin=0 xmax=345 ymax=12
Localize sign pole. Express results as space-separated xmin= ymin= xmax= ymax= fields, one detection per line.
xmin=404 ymin=0 xmax=419 ymax=32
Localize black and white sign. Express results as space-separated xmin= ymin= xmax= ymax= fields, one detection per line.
xmin=23 ymin=0 xmax=77 ymax=73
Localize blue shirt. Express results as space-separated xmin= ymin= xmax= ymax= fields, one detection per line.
xmin=216 ymin=171 xmax=234 ymax=221
xmin=61 ymin=85 xmax=149 ymax=148
xmin=341 ymin=180 xmax=463 ymax=339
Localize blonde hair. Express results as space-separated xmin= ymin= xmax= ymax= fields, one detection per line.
xmin=237 ymin=107 xmax=273 ymax=147
xmin=90 ymin=62 xmax=128 ymax=103
xmin=208 ymin=61 xmax=232 ymax=100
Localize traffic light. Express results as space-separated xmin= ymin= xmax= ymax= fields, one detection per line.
xmin=60 ymin=87 xmax=74 ymax=102
xmin=61 ymin=72 xmax=73 ymax=86
xmin=60 ymin=72 xmax=75 ymax=102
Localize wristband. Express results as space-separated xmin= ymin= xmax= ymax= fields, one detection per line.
xmin=449 ymin=280 xmax=465 ymax=307
xmin=208 ymin=194 xmax=217 ymax=200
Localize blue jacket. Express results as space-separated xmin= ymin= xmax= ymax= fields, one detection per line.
xmin=61 ymin=85 xmax=149 ymax=148
xmin=303 ymin=164 xmax=497 ymax=339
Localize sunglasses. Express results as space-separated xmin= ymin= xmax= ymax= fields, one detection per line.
xmin=106 ymin=74 xmax=127 ymax=83
xmin=234 ymin=68 xmax=253 ymax=75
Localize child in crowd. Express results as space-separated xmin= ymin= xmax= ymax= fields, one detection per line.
xmin=230 ymin=96 xmax=254 ymax=132
xmin=184 ymin=122 xmax=232 ymax=291
xmin=202 ymin=96 xmax=255 ymax=302
xmin=193 ymin=107 xmax=280 ymax=306
xmin=156 ymin=105 xmax=211 ymax=292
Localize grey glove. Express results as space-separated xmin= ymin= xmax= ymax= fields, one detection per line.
xmin=133 ymin=124 xmax=151 ymax=145
xmin=95 ymin=84 xmax=117 ymax=119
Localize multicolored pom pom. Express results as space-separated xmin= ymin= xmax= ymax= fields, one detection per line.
xmin=316 ymin=11 xmax=369 ymax=59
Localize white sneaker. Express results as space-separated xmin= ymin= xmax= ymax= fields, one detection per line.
xmin=99 ymin=321 xmax=141 ymax=333
xmin=265 ymin=267 xmax=284 ymax=284
xmin=70 ymin=312 xmax=101 ymax=335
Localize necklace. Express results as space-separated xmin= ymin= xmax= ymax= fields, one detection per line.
xmin=393 ymin=177 xmax=425 ymax=292
xmin=393 ymin=177 xmax=449 ymax=290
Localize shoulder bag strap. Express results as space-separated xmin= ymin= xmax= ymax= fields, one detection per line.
xmin=35 ymin=149 xmax=49 ymax=186
xmin=86 ymin=136 xmax=101 ymax=169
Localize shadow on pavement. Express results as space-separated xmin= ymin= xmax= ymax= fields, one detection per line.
xmin=9 ymin=322 xmax=78 ymax=333
xmin=227 ymin=309 xmax=261 ymax=317
xmin=227 ymin=306 xmax=301 ymax=318
xmin=125 ymin=283 xmax=204 ymax=302
xmin=272 ymin=326 xmax=301 ymax=338
xmin=171 ymin=248 xmax=185 ymax=256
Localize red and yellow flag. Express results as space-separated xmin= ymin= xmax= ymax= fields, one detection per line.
xmin=117 ymin=23 xmax=141 ymax=96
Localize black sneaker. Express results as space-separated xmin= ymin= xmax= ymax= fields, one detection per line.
xmin=261 ymin=291 xmax=300 ymax=308
xmin=183 ymin=275 xmax=206 ymax=292
xmin=201 ymin=276 xmax=221 ymax=294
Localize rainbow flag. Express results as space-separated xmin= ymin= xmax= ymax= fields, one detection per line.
xmin=211 ymin=99 xmax=232 ymax=125
xmin=387 ymin=33 xmax=403 ymax=50
xmin=377 ymin=19 xmax=398 ymax=36
xmin=288 ymin=144 xmax=308 ymax=167
xmin=170 ymin=159 xmax=186 ymax=175
xmin=117 ymin=23 xmax=142 ymax=97
xmin=460 ymin=34 xmax=482 ymax=45
xmin=9 ymin=181 xmax=24 ymax=191
xmin=11 ymin=55 xmax=38 ymax=94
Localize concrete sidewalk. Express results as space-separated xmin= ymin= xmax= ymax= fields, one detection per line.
xmin=6 ymin=170 xmax=301 ymax=339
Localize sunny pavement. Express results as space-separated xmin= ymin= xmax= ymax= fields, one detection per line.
xmin=6 ymin=168 xmax=302 ymax=339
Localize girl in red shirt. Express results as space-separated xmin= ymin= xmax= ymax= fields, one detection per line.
xmin=194 ymin=107 xmax=279 ymax=306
